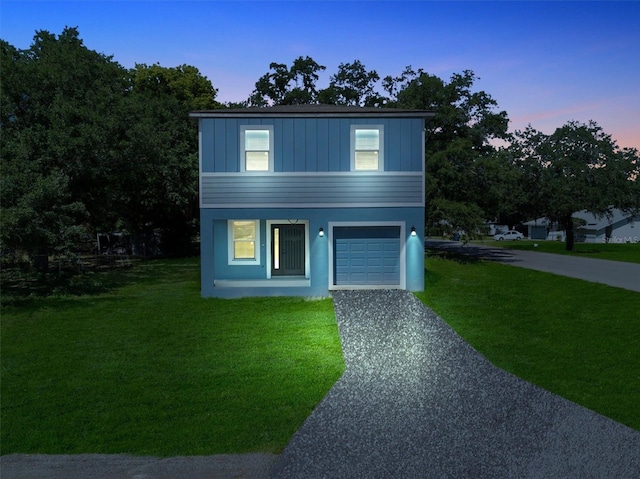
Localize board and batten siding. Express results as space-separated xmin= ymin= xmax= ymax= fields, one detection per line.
xmin=199 ymin=117 xmax=425 ymax=173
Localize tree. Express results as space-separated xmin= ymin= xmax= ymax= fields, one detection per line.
xmin=130 ymin=63 xmax=220 ymax=110
xmin=247 ymin=62 xmax=514 ymax=239
xmin=510 ymin=120 xmax=640 ymax=250
xmin=1 ymin=28 xmax=220 ymax=269
xmin=389 ymin=69 xmax=511 ymax=238
xmin=318 ymin=60 xmax=383 ymax=106
xmin=1 ymin=28 xmax=129 ymax=267
xmin=248 ymin=56 xmax=326 ymax=106
xmin=127 ymin=63 xmax=219 ymax=255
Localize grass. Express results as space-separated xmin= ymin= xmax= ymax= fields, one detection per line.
xmin=0 ymin=258 xmax=345 ymax=456
xmin=475 ymin=239 xmax=640 ymax=264
xmin=416 ymin=254 xmax=640 ymax=431
xmin=3 ymin=253 xmax=639 ymax=457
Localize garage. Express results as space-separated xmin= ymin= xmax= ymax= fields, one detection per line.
xmin=333 ymin=226 xmax=402 ymax=287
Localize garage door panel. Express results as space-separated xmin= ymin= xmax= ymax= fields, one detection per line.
xmin=351 ymin=244 xmax=366 ymax=253
xmin=367 ymin=243 xmax=382 ymax=253
xmin=335 ymin=242 xmax=349 ymax=252
xmin=383 ymin=257 xmax=398 ymax=267
xmin=367 ymin=257 xmax=382 ymax=267
xmin=383 ymin=242 xmax=399 ymax=253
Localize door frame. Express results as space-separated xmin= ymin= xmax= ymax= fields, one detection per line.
xmin=328 ymin=221 xmax=406 ymax=290
xmin=266 ymin=220 xmax=310 ymax=279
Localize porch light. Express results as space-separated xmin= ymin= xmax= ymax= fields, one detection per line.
xmin=410 ymin=226 xmax=417 ymax=237
xmin=319 ymin=227 xmax=324 ymax=237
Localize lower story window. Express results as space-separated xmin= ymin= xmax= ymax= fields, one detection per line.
xmin=228 ymin=220 xmax=260 ymax=265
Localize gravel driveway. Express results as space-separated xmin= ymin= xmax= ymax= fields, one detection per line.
xmin=269 ymin=290 xmax=640 ymax=478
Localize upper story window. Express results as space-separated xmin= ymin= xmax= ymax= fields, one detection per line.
xmin=241 ymin=125 xmax=274 ymax=172
xmin=228 ymin=220 xmax=260 ymax=265
xmin=351 ymin=125 xmax=384 ymax=171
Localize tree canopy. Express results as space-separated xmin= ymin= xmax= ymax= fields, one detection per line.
xmin=1 ymin=28 xmax=219 ymax=268
xmin=3 ymin=31 xmax=638 ymax=276
xmin=248 ymin=56 xmax=326 ymax=106
xmin=510 ymin=121 xmax=640 ymax=250
xmin=390 ymin=69 xmax=512 ymax=238
xmin=246 ymin=61 xmax=513 ymax=239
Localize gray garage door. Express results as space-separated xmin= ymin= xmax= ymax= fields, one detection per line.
xmin=334 ymin=226 xmax=401 ymax=286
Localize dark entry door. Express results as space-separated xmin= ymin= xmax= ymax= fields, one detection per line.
xmin=272 ymin=224 xmax=305 ymax=276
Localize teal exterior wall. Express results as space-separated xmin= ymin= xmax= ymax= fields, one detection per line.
xmin=200 ymin=117 xmax=425 ymax=173
xmin=195 ymin=109 xmax=428 ymax=298
xmin=200 ymin=207 xmax=424 ymax=298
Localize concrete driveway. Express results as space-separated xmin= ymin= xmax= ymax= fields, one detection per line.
xmin=425 ymin=240 xmax=640 ymax=292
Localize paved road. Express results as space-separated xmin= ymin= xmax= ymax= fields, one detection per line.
xmin=425 ymin=240 xmax=640 ymax=292
xmin=0 ymin=453 xmax=277 ymax=479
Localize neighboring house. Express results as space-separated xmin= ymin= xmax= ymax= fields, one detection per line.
xmin=524 ymin=217 xmax=560 ymax=241
xmin=574 ymin=209 xmax=639 ymax=243
xmin=524 ymin=209 xmax=639 ymax=243
xmin=190 ymin=105 xmax=434 ymax=298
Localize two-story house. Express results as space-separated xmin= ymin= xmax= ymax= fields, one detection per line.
xmin=190 ymin=105 xmax=433 ymax=298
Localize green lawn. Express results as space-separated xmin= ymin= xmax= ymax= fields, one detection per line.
xmin=476 ymin=239 xmax=640 ymax=264
xmin=2 ymin=254 xmax=639 ymax=457
xmin=0 ymin=258 xmax=345 ymax=456
xmin=416 ymin=255 xmax=640 ymax=431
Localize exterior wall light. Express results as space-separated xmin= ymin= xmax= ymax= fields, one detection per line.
xmin=319 ymin=227 xmax=324 ymax=237
xmin=410 ymin=226 xmax=417 ymax=237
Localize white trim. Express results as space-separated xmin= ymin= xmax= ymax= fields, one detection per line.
xmin=350 ymin=125 xmax=384 ymax=172
xmin=328 ymin=221 xmax=406 ymax=290
xmin=215 ymin=278 xmax=311 ymax=288
xmin=240 ymin=125 xmax=274 ymax=172
xmin=422 ymin=127 xmax=426 ymax=205
xmin=201 ymin=171 xmax=421 ymax=177
xmin=265 ymin=220 xmax=310 ymax=279
xmin=207 ymin=202 xmax=424 ymax=209
xmin=227 ymin=220 xmax=261 ymax=265
xmin=198 ymin=123 xmax=203 ymax=209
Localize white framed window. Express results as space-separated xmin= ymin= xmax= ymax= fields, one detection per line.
xmin=241 ymin=125 xmax=274 ymax=172
xmin=351 ymin=125 xmax=384 ymax=171
xmin=228 ymin=220 xmax=260 ymax=265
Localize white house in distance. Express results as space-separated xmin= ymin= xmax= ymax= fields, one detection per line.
xmin=525 ymin=209 xmax=639 ymax=243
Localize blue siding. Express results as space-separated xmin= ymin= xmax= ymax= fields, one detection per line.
xmin=199 ymin=207 xmax=425 ymax=298
xmin=201 ymin=117 xmax=425 ymax=173
xmin=294 ymin=119 xmax=306 ymax=171
xmin=328 ymin=120 xmax=342 ymax=171
xmin=385 ymin=120 xmax=399 ymax=171
xmin=225 ymin=119 xmax=238 ymax=172
xmin=317 ymin=118 xmax=329 ymax=171
xmin=197 ymin=113 xmax=427 ymax=298
xmin=201 ymin=173 xmax=423 ymax=208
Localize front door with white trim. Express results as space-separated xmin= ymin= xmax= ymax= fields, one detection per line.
xmin=271 ymin=224 xmax=305 ymax=276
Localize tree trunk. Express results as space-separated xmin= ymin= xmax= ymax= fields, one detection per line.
xmin=33 ymin=246 xmax=49 ymax=273
xmin=564 ymin=216 xmax=575 ymax=251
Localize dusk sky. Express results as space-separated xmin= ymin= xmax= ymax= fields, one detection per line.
xmin=2 ymin=1 xmax=639 ymax=150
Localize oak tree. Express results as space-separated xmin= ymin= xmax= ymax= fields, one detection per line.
xmin=510 ymin=121 xmax=640 ymax=250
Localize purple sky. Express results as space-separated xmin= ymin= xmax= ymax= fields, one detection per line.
xmin=2 ymin=0 xmax=639 ymax=150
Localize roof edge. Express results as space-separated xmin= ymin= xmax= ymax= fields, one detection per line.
xmin=189 ymin=105 xmax=435 ymax=119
